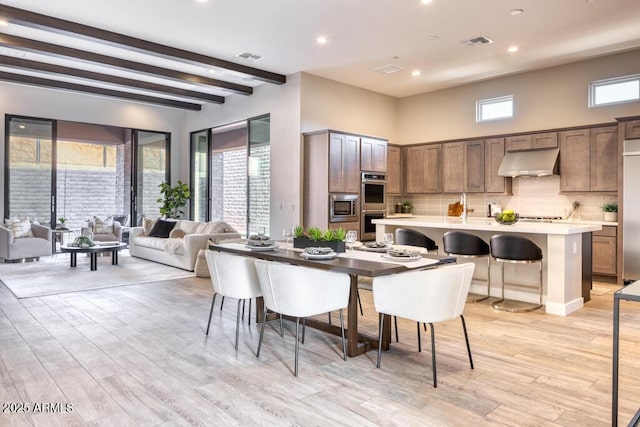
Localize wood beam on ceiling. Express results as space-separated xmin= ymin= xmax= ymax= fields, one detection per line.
xmin=0 ymin=56 xmax=225 ymax=103
xmin=0 ymin=33 xmax=253 ymax=95
xmin=0 ymin=4 xmax=286 ymax=85
xmin=0 ymin=70 xmax=202 ymax=111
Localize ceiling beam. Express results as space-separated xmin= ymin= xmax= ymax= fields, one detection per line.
xmin=0 ymin=33 xmax=253 ymax=95
xmin=0 ymin=56 xmax=225 ymax=103
xmin=0 ymin=4 xmax=286 ymax=85
xmin=0 ymin=70 xmax=202 ymax=111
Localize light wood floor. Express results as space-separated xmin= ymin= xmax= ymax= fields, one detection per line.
xmin=0 ymin=275 xmax=638 ymax=426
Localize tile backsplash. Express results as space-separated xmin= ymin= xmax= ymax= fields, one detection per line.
xmin=390 ymin=175 xmax=617 ymax=221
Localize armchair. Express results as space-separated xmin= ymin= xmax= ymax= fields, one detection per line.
xmin=81 ymin=220 xmax=123 ymax=243
xmin=0 ymin=223 xmax=52 ymax=262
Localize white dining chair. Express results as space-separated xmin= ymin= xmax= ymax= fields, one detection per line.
xmin=254 ymin=259 xmax=350 ymax=377
xmin=372 ymin=262 xmax=475 ymax=387
xmin=205 ymin=251 xmax=263 ymax=350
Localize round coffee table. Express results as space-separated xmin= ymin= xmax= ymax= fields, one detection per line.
xmin=60 ymin=243 xmax=127 ymax=271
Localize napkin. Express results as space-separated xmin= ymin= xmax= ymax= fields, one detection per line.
xmin=386 ymin=248 xmax=420 ymax=258
xmin=303 ymin=247 xmax=333 ymax=255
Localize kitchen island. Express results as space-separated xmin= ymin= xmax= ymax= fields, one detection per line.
xmin=374 ymin=216 xmax=602 ymax=316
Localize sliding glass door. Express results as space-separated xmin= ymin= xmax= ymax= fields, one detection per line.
xmin=247 ymin=115 xmax=270 ymax=236
xmin=5 ymin=116 xmax=56 ymax=226
xmin=132 ymin=130 xmax=170 ymax=225
xmin=190 ymin=129 xmax=209 ymax=222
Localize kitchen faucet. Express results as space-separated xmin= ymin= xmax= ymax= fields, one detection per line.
xmin=461 ymin=192 xmax=467 ymax=223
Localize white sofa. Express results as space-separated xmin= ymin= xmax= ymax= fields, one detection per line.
xmin=129 ymin=220 xmax=241 ymax=271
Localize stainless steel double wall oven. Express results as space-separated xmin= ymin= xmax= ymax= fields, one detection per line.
xmin=361 ymin=173 xmax=386 ymax=240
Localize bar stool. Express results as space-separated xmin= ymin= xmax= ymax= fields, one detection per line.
xmin=489 ymin=234 xmax=543 ymax=313
xmin=395 ymin=228 xmax=438 ymax=253
xmin=443 ymin=231 xmax=491 ymax=303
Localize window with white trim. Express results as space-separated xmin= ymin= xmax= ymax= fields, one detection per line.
xmin=589 ymin=74 xmax=640 ymax=107
xmin=476 ymin=95 xmax=513 ymax=122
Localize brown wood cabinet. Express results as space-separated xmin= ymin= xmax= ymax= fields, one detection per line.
xmin=361 ymin=138 xmax=387 ymax=173
xmin=328 ymin=133 xmax=360 ymax=193
xmin=560 ymin=126 xmax=617 ymax=192
xmin=386 ymin=145 xmax=402 ymax=195
xmin=484 ymin=137 xmax=512 ymax=194
xmin=593 ymin=226 xmax=617 ymax=276
xmin=442 ymin=140 xmax=484 ymax=193
xmin=625 ymin=119 xmax=640 ymax=139
xmin=404 ymin=144 xmax=442 ymax=194
xmin=505 ymin=132 xmax=557 ymax=151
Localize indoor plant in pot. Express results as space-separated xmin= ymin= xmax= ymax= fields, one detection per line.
xmin=293 ymin=226 xmax=347 ymax=252
xmin=602 ymin=203 xmax=618 ymax=222
xmin=157 ymin=181 xmax=191 ymax=219
xmin=401 ymin=201 xmax=414 ymax=214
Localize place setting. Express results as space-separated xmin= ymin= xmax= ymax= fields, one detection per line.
xmin=246 ymin=227 xmax=277 ymax=251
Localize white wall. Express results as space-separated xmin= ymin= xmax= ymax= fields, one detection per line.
xmin=0 ymin=82 xmax=187 ymax=217
xmin=300 ymin=73 xmax=398 ymax=143
xmin=398 ymin=49 xmax=640 ymax=143
xmin=183 ymin=73 xmax=302 ymax=236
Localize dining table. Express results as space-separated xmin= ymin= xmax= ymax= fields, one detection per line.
xmin=209 ymin=241 xmax=454 ymax=357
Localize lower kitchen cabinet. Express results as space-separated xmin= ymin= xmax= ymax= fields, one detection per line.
xmin=593 ymin=226 xmax=617 ymax=276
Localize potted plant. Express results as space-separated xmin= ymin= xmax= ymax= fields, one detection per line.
xmin=157 ymin=181 xmax=191 ymax=219
xmin=293 ymin=226 xmax=347 ymax=252
xmin=57 ymin=217 xmax=68 ymax=230
xmin=602 ymin=203 xmax=618 ymax=222
xmin=402 ymin=201 xmax=414 ymax=214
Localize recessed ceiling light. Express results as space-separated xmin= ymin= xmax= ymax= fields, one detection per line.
xmin=195 ymin=0 xmax=207 ymax=3
xmin=421 ymin=0 xmax=433 ymax=4
xmin=412 ymin=70 xmax=422 ymax=77
xmin=0 ymin=19 xmax=8 ymax=26
xmin=508 ymin=46 xmax=519 ymax=53
xmin=510 ymin=9 xmax=524 ymax=16
xmin=207 ymin=69 xmax=217 ymax=74
xmin=316 ymin=36 xmax=328 ymax=45
xmin=19 ymin=125 xmax=25 ymax=129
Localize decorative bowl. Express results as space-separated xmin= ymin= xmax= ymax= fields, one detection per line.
xmin=495 ymin=213 xmax=519 ymax=225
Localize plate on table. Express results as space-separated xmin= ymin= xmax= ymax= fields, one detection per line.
xmin=359 ymin=242 xmax=388 ymax=252
xmin=246 ymin=244 xmax=277 ymax=252
xmin=300 ymin=247 xmax=337 ymax=260
xmin=381 ymin=253 xmax=422 ymax=262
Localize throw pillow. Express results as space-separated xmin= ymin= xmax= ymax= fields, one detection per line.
xmin=148 ymin=219 xmax=177 ymax=238
xmin=5 ymin=218 xmax=33 ymax=239
xmin=112 ymin=214 xmax=129 ymax=227
xmin=142 ymin=217 xmax=157 ymax=236
xmin=169 ymin=228 xmax=186 ymax=239
xmin=93 ymin=216 xmax=114 ymax=234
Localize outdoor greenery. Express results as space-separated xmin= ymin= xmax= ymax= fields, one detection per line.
xmin=157 ymin=181 xmax=191 ymax=219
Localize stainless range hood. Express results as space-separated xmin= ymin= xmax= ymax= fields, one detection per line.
xmin=498 ymin=147 xmax=559 ymax=177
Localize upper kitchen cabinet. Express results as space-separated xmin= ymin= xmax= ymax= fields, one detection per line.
xmin=329 ymin=132 xmax=360 ymax=193
xmin=505 ymin=132 xmax=558 ymax=151
xmin=386 ymin=145 xmax=402 ymax=195
xmin=442 ymin=140 xmax=484 ymax=193
xmin=405 ymin=144 xmax=442 ymax=194
xmin=560 ymin=126 xmax=617 ymax=192
xmin=485 ymin=137 xmax=512 ymax=194
xmin=624 ymin=119 xmax=640 ymax=139
xmin=361 ymin=137 xmax=387 ymax=173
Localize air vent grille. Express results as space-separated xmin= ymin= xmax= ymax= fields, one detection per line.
xmin=462 ymin=36 xmax=493 ymax=46
xmin=373 ymin=64 xmax=405 ymax=74
xmin=236 ymin=52 xmax=263 ymax=62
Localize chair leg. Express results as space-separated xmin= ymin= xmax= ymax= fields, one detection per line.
xmin=377 ymin=313 xmax=385 ymax=368
xmin=417 ymin=322 xmax=422 ymax=353
xmin=205 ymin=293 xmax=217 ymax=335
xmin=301 ymin=318 xmax=306 ymax=344
xmin=235 ymin=299 xmax=242 ymax=350
xmin=339 ymin=309 xmax=347 ymax=361
xmin=256 ymin=306 xmax=268 ymax=358
xmin=248 ymin=299 xmax=252 ymax=326
xmin=294 ymin=317 xmax=300 ymax=377
xmin=328 ymin=312 xmax=332 ymax=325
xmin=357 ymin=290 xmax=363 ymax=316
xmin=220 ymin=296 xmax=225 ymax=311
xmin=430 ymin=322 xmax=437 ymax=388
xmin=486 ymin=256 xmax=491 ymax=297
xmin=279 ymin=314 xmax=284 ymax=337
xmin=242 ymin=299 xmax=246 ymax=320
xmin=460 ymin=315 xmax=474 ymax=369
xmin=424 ymin=323 xmax=427 ymax=332
xmin=538 ymin=261 xmax=543 ymax=306
xmin=394 ymin=316 xmax=399 ymax=342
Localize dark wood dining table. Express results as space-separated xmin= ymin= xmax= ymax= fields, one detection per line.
xmin=209 ymin=242 xmax=453 ymax=357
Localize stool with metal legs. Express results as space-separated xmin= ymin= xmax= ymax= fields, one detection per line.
xmin=443 ymin=231 xmax=491 ymax=303
xmin=490 ymin=234 xmax=543 ymax=313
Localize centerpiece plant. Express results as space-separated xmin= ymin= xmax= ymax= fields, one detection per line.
xmin=293 ymin=226 xmax=347 ymax=252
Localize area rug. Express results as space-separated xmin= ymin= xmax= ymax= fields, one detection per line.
xmin=0 ymin=250 xmax=194 ymax=299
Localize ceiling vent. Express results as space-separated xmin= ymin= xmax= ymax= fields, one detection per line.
xmin=235 ymin=52 xmax=263 ymax=62
xmin=373 ymin=64 xmax=405 ymax=74
xmin=462 ymin=36 xmax=493 ymax=46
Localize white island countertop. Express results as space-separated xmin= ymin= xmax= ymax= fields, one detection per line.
xmin=374 ymin=216 xmax=602 ymax=235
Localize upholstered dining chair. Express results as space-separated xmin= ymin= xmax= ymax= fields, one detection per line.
xmin=254 ymin=259 xmax=350 ymax=377
xmin=205 ymin=251 xmax=262 ymax=350
xmin=395 ymin=228 xmax=439 ymax=253
xmin=372 ymin=262 xmax=475 ymax=387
